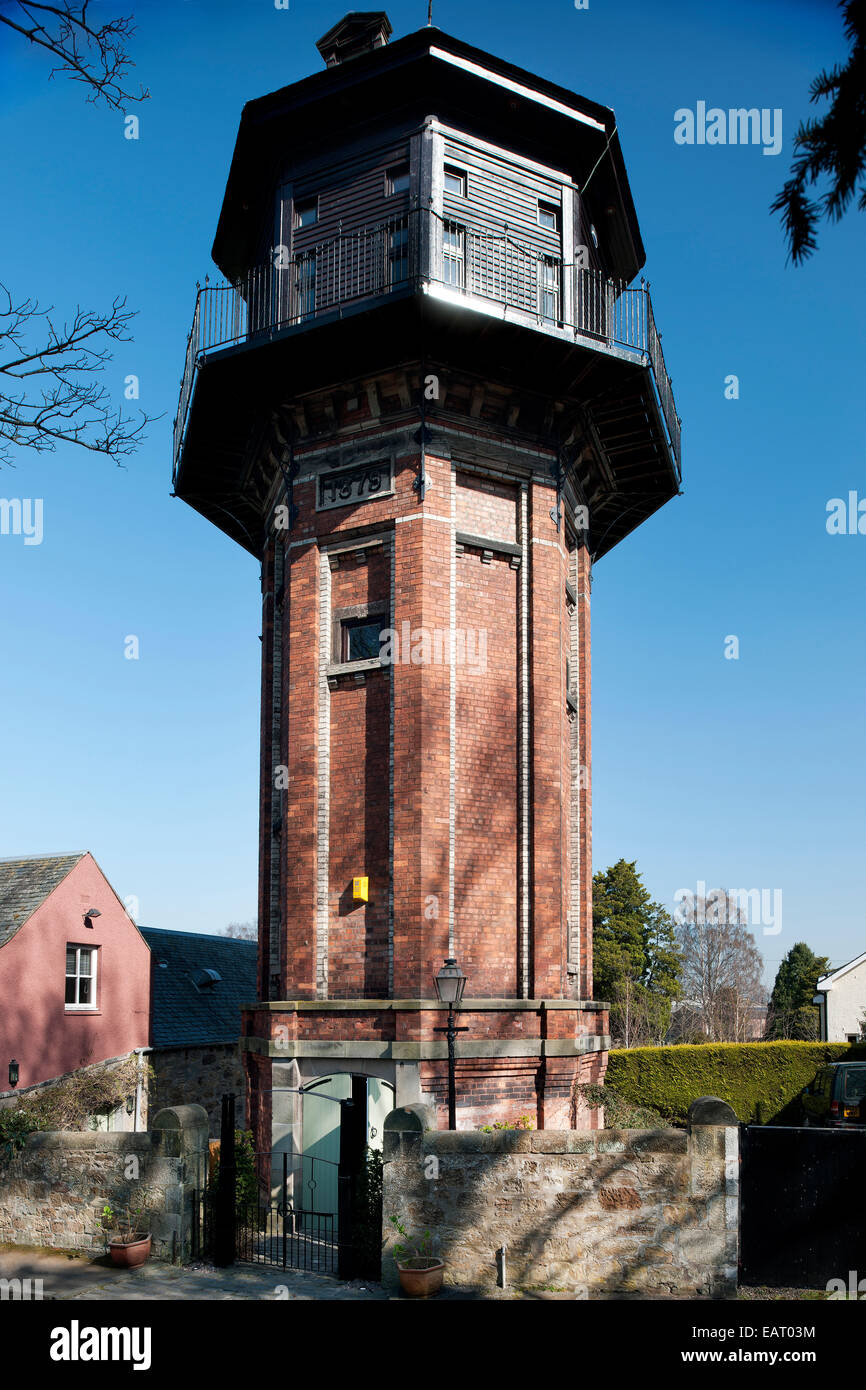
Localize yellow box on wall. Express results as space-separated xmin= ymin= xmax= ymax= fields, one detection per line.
xmin=352 ymin=876 xmax=369 ymax=902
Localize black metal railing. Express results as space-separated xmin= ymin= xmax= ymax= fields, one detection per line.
xmin=173 ymin=209 xmax=681 ymax=481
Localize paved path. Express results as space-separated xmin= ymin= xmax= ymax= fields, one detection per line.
xmin=0 ymin=1250 xmax=388 ymax=1301
xmin=4 ymin=1250 xmax=797 ymax=1300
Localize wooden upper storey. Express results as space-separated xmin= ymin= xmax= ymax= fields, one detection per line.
xmin=212 ymin=22 xmax=644 ymax=286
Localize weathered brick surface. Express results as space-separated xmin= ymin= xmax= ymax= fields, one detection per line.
xmin=383 ymin=1125 xmax=739 ymax=1296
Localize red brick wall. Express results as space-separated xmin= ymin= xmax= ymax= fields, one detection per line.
xmin=282 ymin=538 xmax=320 ymax=998
xmin=455 ymin=546 xmax=518 ymax=995
xmin=528 ymin=485 xmax=568 ymax=999
xmin=328 ymin=542 xmax=391 ymax=1001
xmin=255 ymin=435 xmax=597 ymax=1013
xmin=391 ymin=455 xmax=452 ymax=997
xmin=328 ymin=548 xmax=391 ymax=1000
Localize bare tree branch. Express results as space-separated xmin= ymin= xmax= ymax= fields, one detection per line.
xmin=0 ymin=1 xmax=149 ymax=109
xmin=0 ymin=282 xmax=154 ymax=464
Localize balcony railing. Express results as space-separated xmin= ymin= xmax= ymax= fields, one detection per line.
xmin=173 ymin=210 xmax=681 ymax=481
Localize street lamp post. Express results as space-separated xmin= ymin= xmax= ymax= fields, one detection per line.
xmin=433 ymin=958 xmax=468 ymax=1129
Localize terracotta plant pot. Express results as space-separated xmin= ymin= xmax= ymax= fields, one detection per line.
xmin=396 ymin=1258 xmax=445 ymax=1298
xmin=108 ymin=1235 xmax=152 ymax=1269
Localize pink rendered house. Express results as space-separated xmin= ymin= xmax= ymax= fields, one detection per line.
xmin=0 ymin=853 xmax=150 ymax=1091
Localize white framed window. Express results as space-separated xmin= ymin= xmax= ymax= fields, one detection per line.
xmin=386 ymin=163 xmax=410 ymax=195
xmin=540 ymin=256 xmax=560 ymax=320
xmin=66 ymin=944 xmax=97 ymax=1009
xmin=443 ymin=220 xmax=465 ymax=287
xmin=444 ymin=165 xmax=467 ymax=197
xmin=538 ymin=200 xmax=560 ymax=232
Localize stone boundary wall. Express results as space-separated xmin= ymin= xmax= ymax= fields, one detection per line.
xmin=382 ymin=1107 xmax=738 ymax=1297
xmin=0 ymin=1105 xmax=208 ymax=1263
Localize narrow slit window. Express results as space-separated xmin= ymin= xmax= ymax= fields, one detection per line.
xmin=388 ymin=217 xmax=409 ymax=286
xmin=443 ymin=221 xmax=465 ymax=288
xmin=540 ymin=256 xmax=560 ymax=321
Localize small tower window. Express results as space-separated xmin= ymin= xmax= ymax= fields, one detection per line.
xmin=444 ymin=166 xmax=467 ymax=197
xmin=341 ymin=619 xmax=382 ymax=663
xmin=538 ymin=201 xmax=560 ymax=232
xmin=295 ymin=197 xmax=318 ymax=229
xmin=386 ymin=164 xmax=410 ymax=195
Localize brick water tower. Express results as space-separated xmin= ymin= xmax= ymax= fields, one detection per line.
xmin=172 ymin=13 xmax=681 ymax=1160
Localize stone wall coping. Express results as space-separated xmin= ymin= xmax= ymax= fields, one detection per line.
xmin=244 ymin=997 xmax=610 ymax=1013
xmin=22 ymin=1131 xmax=155 ymax=1153
xmin=387 ymin=1126 xmax=695 ymax=1156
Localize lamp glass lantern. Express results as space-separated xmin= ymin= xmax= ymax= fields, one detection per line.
xmin=434 ymin=958 xmax=466 ymax=1006
xmin=8 ymin=1060 xmax=19 ymax=1089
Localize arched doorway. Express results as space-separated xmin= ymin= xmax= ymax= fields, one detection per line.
xmin=300 ymin=1073 xmax=395 ymax=1221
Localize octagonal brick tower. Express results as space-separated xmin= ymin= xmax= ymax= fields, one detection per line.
xmin=172 ymin=12 xmax=681 ymax=1155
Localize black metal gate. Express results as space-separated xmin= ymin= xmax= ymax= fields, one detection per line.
xmin=740 ymin=1124 xmax=866 ymax=1288
xmin=191 ymin=1090 xmax=382 ymax=1281
xmin=193 ymin=1152 xmax=346 ymax=1276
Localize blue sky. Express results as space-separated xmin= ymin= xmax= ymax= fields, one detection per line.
xmin=0 ymin=0 xmax=862 ymax=985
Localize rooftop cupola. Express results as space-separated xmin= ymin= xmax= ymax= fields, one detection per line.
xmin=316 ymin=11 xmax=392 ymax=66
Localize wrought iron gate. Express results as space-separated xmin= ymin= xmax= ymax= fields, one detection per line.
xmin=193 ymin=1151 xmax=345 ymax=1275
xmin=740 ymin=1124 xmax=866 ymax=1288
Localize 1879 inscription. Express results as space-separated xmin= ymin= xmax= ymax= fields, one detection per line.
xmin=318 ymin=460 xmax=391 ymax=510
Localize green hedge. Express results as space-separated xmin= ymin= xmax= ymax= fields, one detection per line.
xmin=606 ymin=1041 xmax=866 ymax=1125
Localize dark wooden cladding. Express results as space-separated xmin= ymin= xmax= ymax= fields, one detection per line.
xmin=442 ymin=134 xmax=565 ymax=254
xmin=278 ymin=138 xmax=412 ymax=252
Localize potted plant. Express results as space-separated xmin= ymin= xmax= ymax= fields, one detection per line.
xmin=101 ymin=1195 xmax=154 ymax=1268
xmin=389 ymin=1216 xmax=445 ymax=1298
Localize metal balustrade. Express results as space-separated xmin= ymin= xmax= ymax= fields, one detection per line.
xmin=173 ymin=211 xmax=681 ymax=481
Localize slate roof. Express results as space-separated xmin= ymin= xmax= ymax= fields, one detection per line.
xmin=139 ymin=927 xmax=258 ymax=1048
xmin=0 ymin=854 xmax=86 ymax=949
